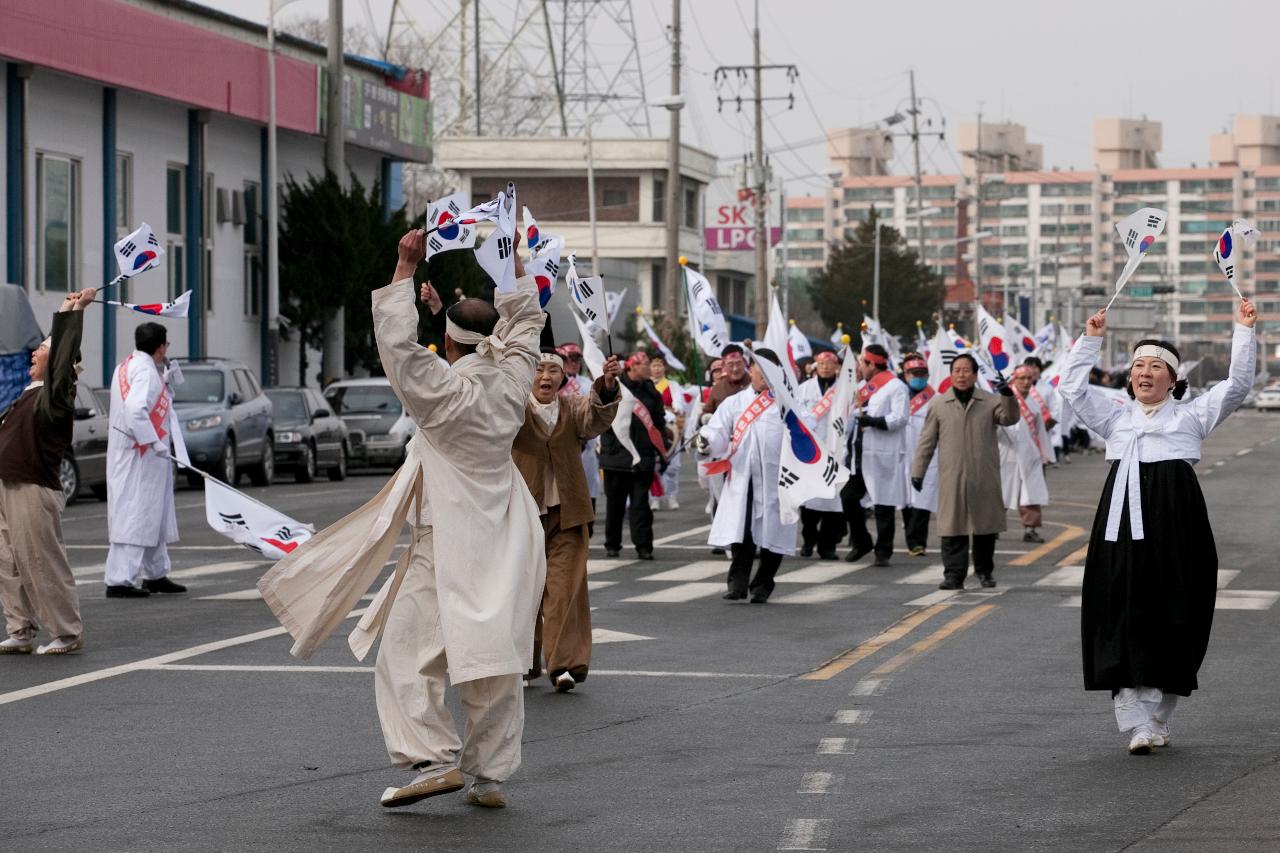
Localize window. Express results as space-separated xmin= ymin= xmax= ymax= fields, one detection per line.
xmin=683 ymin=184 xmax=699 ymax=229
xmin=652 ymin=177 xmax=665 ymax=222
xmin=843 ymin=186 xmax=894 ymax=203
xmin=1039 ymin=182 xmax=1092 ymax=197
xmin=237 ymin=369 xmax=262 ymax=398
xmin=243 ymin=183 xmax=260 ymax=246
xmin=788 ymin=206 xmax=825 ymax=223
xmin=715 ymin=274 xmax=748 ymax=315
xmin=1180 ymin=179 xmax=1234 ymax=194
xmin=787 ymin=227 xmax=825 ymax=242
xmin=650 ymin=263 xmax=662 ymax=312
xmin=244 ymin=181 xmax=262 ymax=317
xmin=1114 ymin=180 xmax=1167 ymax=197
xmin=203 ymin=173 xmax=215 ymax=314
xmin=1257 ymin=177 xmax=1280 ymax=190
xmin=244 ymin=250 xmax=261 ymax=317
xmin=115 ymin=153 xmax=133 ymax=301
xmin=167 ymin=165 xmax=186 ymax=301
xmin=36 ymin=153 xmax=79 ymax=292
xmin=167 ymin=242 xmax=185 ymax=301
xmin=602 ymin=188 xmax=628 ymax=209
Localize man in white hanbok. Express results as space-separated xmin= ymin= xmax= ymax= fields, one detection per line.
xmin=999 ymin=365 xmax=1053 ymax=542
xmin=258 ymin=228 xmax=545 ymax=811
xmin=796 ymin=351 xmax=845 ymax=559
xmin=900 ymin=354 xmax=938 ymax=556
xmin=855 ymin=345 xmax=910 ymax=567
xmin=698 ymin=348 xmax=796 ymax=603
xmin=104 ymin=323 xmax=184 ymax=598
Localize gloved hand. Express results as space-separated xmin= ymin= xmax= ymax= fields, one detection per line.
xmin=911 ymin=477 xmax=924 ymax=492
xmin=993 ymin=377 xmax=1014 ymax=397
xmin=693 ymin=434 xmax=711 ymax=456
xmin=858 ymin=414 xmax=888 ymax=430
xmin=150 ymin=441 xmax=172 ymax=460
xmin=699 ymin=413 xmax=712 ymax=426
xmin=1045 ymin=417 xmax=1058 ymax=430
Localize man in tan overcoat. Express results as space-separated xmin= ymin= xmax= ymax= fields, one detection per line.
xmin=513 ymin=348 xmax=621 ymax=692
xmin=911 ymin=353 xmax=1019 ymax=590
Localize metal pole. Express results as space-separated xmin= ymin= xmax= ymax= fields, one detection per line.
xmin=909 ymin=68 xmax=925 ymax=262
xmin=751 ymin=0 xmax=768 ymax=331
xmin=586 ymin=124 xmax=600 ymax=275
xmin=972 ymin=109 xmax=983 ymax=341
xmin=779 ymin=175 xmax=788 ymax=318
xmin=872 ymin=217 xmax=881 ymax=323
xmin=266 ymin=11 xmax=280 ymax=384
xmin=541 ymin=0 xmax=568 ymax=136
xmin=663 ymin=0 xmax=682 ymax=317
xmin=474 ymin=0 xmax=481 ymax=136
xmin=322 ymin=0 xmax=345 ymax=384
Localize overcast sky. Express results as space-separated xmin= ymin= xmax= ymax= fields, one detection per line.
xmin=208 ymin=0 xmax=1280 ymax=194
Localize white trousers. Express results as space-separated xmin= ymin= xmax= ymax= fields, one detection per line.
xmin=659 ymin=450 xmax=682 ymax=502
xmin=375 ymin=527 xmax=524 ymax=781
xmin=1114 ymin=686 xmax=1179 ymax=734
xmin=103 ymin=542 xmax=171 ymax=588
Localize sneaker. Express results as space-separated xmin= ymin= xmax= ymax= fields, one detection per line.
xmin=1128 ymin=730 xmax=1153 ymax=755
xmin=105 ymin=585 xmax=150 ymax=598
xmin=36 ymin=636 xmax=83 ymax=655
xmin=0 ymin=636 xmax=34 ymax=654
xmin=554 ymin=672 xmax=576 ymax=693
xmin=908 ymin=546 xmax=927 ymax=557
xmin=667 ymin=499 xmax=679 ymax=511
xmin=380 ymin=766 xmax=464 ymax=808
xmin=143 ymin=577 xmax=187 ymax=594
xmin=1149 ymin=732 xmax=1170 ymax=748
xmin=1022 ymin=529 xmax=1044 ymax=544
xmin=464 ymin=780 xmax=507 ymax=809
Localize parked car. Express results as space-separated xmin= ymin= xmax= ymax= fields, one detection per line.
xmin=264 ymin=386 xmax=349 ymax=483
xmin=92 ymin=386 xmax=110 ymax=412
xmin=1255 ymin=385 xmax=1280 ymax=411
xmin=322 ymin=378 xmax=414 ymax=469
xmin=173 ymin=358 xmax=274 ymax=487
xmin=61 ymin=383 xmax=110 ymax=504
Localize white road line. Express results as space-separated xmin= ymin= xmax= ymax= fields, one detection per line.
xmin=591 ymin=629 xmax=652 ymax=644
xmin=1035 ymin=567 xmax=1084 ymax=587
xmin=586 ymin=580 xmax=616 ymax=591
xmin=903 ymin=589 xmax=958 ymax=606
xmin=778 ymin=818 xmax=832 ymax=851
xmin=1236 ymin=447 xmax=1254 ymax=456
xmin=587 ymin=559 xmax=637 ymax=575
xmin=653 ymin=523 xmax=712 ymax=545
xmin=139 ymin=664 xmax=781 ymax=678
xmin=797 ymin=771 xmax=843 ymax=794
xmin=1218 ymin=570 xmax=1241 ymax=589
xmin=198 ymin=590 xmax=377 ymax=602
xmin=895 ymin=566 xmax=946 ymax=585
xmin=640 ymin=561 xmax=726 ymax=582
xmin=833 ymin=709 xmax=871 ymax=725
xmin=0 ymin=609 xmax=368 ymax=706
xmin=904 ymin=588 xmax=1005 ymax=606
xmin=850 ymin=678 xmax=890 ymax=697
xmin=1060 ymin=590 xmax=1278 ymax=611
xmin=774 ymin=564 xmax=863 ymax=584
xmin=70 ymin=563 xmax=106 ymax=578
xmin=170 ymin=560 xmax=268 ymax=579
xmin=816 ymin=737 xmax=858 ymax=755
xmin=621 ymin=582 xmax=723 ymax=603
xmin=772 ymin=585 xmax=870 ymax=605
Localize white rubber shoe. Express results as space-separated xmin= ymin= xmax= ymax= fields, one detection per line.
xmin=0 ymin=636 xmax=35 ymax=654
xmin=1128 ymin=729 xmax=1153 ymax=755
xmin=35 ymin=637 xmax=83 ymax=655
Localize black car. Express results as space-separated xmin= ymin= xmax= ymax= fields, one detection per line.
xmin=264 ymin=387 xmax=349 ymax=483
xmin=62 ymin=384 xmax=109 ymax=504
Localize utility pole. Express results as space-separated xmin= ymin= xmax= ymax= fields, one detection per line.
xmin=887 ymin=70 xmax=945 ymax=264
xmin=474 ymin=0 xmax=481 ymax=135
xmin=713 ymin=2 xmax=798 ymax=332
xmin=540 ymin=0 xmax=568 ymax=136
xmin=663 ymin=0 xmax=682 ymax=318
xmin=322 ymin=0 xmax=345 ymax=385
xmin=971 ymin=109 xmax=983 ymax=342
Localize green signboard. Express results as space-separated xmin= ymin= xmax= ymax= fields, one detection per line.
xmin=319 ymin=71 xmax=433 ymax=163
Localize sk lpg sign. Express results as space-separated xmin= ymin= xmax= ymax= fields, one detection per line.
xmin=704 ymin=204 xmax=781 ymax=251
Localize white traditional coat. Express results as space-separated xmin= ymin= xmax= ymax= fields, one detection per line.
xmin=259 ymin=275 xmax=546 ymax=683
xmin=998 ymin=393 xmax=1052 ymax=509
xmin=700 ymin=387 xmax=797 ymax=555
xmin=796 ymin=376 xmax=842 ymax=513
xmin=107 ymin=351 xmax=178 ymax=547
xmin=903 ymin=389 xmax=940 ymax=513
xmin=860 ymin=374 xmax=910 ymax=508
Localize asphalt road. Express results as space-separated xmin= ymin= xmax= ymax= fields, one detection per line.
xmin=4 ymin=412 xmax=1280 ymax=852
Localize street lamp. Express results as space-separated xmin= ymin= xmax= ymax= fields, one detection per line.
xmin=873 ymin=205 xmax=941 ymax=321
xmin=266 ymin=0 xmax=302 ymax=385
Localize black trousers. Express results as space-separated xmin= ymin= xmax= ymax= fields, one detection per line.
xmin=941 ymin=533 xmax=997 ymax=582
xmin=602 ymin=468 xmax=654 ymax=553
xmin=871 ymin=505 xmax=896 ymax=560
xmin=800 ymin=507 xmax=846 ymax=555
xmin=902 ymin=507 xmax=931 ymax=550
xmin=727 ymin=483 xmax=783 ymax=599
xmin=841 ymin=478 xmax=873 ymax=555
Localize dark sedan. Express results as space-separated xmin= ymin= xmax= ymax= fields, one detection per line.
xmin=264 ymin=387 xmax=349 ymax=483
xmin=62 ymin=383 xmax=109 ymax=503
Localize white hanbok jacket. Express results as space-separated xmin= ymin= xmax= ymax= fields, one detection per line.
xmin=700 ymin=387 xmax=797 ymax=555
xmin=107 ymin=351 xmax=178 ymax=547
xmin=998 ymin=395 xmax=1052 ymax=509
xmin=860 ymin=375 xmax=910 ymax=508
xmin=904 ymin=390 xmax=939 ymax=513
xmin=259 ymin=275 xmax=546 ymax=682
xmin=1059 ymin=324 xmax=1255 ymax=541
xmin=796 ymin=376 xmax=842 ymax=513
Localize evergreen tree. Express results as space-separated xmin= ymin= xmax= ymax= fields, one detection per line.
xmin=808 ymin=206 xmax=945 ymax=340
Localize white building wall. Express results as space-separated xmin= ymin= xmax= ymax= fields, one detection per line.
xmin=0 ymin=71 xmax=6 ymax=284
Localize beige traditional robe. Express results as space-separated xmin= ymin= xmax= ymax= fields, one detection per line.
xmin=259 ymin=274 xmax=546 ymax=684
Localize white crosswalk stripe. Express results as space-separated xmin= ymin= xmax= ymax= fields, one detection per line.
xmin=621 ymin=582 xmax=723 ymax=603
xmin=774 ymin=564 xmax=864 ymax=584
xmin=772 ymin=584 xmax=870 ymax=605
xmin=640 ymin=561 xmax=725 ymax=582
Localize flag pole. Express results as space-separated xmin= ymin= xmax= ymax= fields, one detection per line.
xmin=677 ymin=256 xmax=702 ymax=384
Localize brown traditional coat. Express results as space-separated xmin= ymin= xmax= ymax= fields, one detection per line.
xmin=512 ymin=377 xmax=620 ymax=530
xmin=911 ymin=387 xmax=1020 ymax=536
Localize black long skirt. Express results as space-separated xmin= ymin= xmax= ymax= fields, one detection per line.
xmin=1082 ymin=459 xmax=1217 ymax=696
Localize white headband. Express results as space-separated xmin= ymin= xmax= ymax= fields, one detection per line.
xmin=1131 ymin=344 xmax=1180 ymax=373
xmin=538 ymin=352 xmax=565 ymax=369
xmin=38 ymin=336 xmax=85 ymax=376
xmin=445 ymin=315 xmax=505 ymax=359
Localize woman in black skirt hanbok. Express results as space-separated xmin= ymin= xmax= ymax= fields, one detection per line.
xmin=1059 ymin=299 xmax=1257 ymax=755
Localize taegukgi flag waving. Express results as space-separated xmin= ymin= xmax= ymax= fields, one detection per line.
xmin=204 ymin=478 xmax=313 ymax=560
xmin=103 ymin=289 xmax=192 ymax=318
xmin=566 ymin=254 xmax=609 ymax=329
xmin=113 ymin=222 xmax=165 ymax=279
xmin=683 ymin=266 xmax=729 ymax=357
xmin=636 ymin=310 xmax=685 ymax=371
xmin=424 ymin=193 xmax=478 ymax=259
xmin=473 ymin=182 xmax=519 ymax=293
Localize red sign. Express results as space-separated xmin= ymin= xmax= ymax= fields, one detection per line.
xmin=704 ymin=226 xmax=783 ymax=251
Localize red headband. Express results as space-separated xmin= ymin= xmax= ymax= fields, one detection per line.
xmin=903 ymin=357 xmax=927 ymax=371
xmin=1013 ymin=365 xmax=1035 ymax=378
xmin=625 ymin=352 xmax=649 ymax=368
xmin=860 ymin=350 xmax=888 ymax=366
xmin=815 ymin=351 xmax=838 ymax=363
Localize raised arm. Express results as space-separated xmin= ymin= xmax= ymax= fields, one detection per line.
xmin=36 ymin=288 xmax=92 ymax=424
xmin=1057 ymin=310 xmax=1124 ymax=438
xmin=1188 ymin=299 xmax=1258 ymax=437
xmin=571 ymin=356 xmax=623 ymax=441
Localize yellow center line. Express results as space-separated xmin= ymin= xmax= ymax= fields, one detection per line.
xmin=800 ymin=605 xmax=947 ymax=681
xmin=1011 ymin=523 xmax=1085 ymax=566
xmin=1057 ymin=543 xmax=1089 ymax=566
xmin=868 ymin=604 xmax=997 ymax=678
